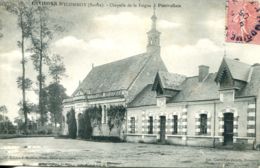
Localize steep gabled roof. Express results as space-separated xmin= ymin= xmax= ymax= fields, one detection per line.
xmin=215 ymin=58 xmax=251 ymax=82
xmin=237 ymin=65 xmax=260 ymax=96
xmin=225 ymin=58 xmax=251 ymax=81
xmin=72 ymin=53 xmax=151 ymax=96
xmin=128 ymin=84 xmax=157 ymax=107
xmin=152 ymin=71 xmax=186 ymax=91
xmin=152 ymin=71 xmax=186 ymax=90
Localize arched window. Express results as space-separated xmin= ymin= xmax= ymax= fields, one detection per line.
xmin=195 ymin=110 xmax=211 ymax=136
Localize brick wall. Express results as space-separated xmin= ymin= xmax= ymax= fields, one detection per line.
xmin=256 ymin=90 xmax=260 ymax=146
xmin=126 ymin=97 xmax=256 ymax=148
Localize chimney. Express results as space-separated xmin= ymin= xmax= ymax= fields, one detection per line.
xmin=199 ymin=65 xmax=209 ymax=82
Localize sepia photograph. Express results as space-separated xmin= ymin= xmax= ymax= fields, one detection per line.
xmin=0 ymin=0 xmax=260 ymax=167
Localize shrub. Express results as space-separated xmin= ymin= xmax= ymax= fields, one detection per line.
xmin=78 ymin=109 xmax=93 ymax=139
xmin=47 ymin=128 xmax=53 ymax=135
xmin=77 ymin=114 xmax=84 ymax=139
xmin=107 ymin=105 xmax=126 ymax=134
xmin=0 ymin=119 xmax=17 ymax=134
xmin=37 ymin=128 xmax=47 ymax=135
xmin=78 ymin=106 xmax=102 ymax=139
xmin=87 ymin=105 xmax=102 ymax=128
xmin=66 ymin=108 xmax=77 ymax=139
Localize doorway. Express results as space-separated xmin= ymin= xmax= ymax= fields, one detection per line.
xmin=223 ymin=113 xmax=234 ymax=145
xmin=160 ymin=116 xmax=166 ymax=142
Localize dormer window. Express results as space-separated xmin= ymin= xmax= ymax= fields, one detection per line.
xmin=152 ymin=71 xmax=186 ymax=97
xmin=215 ymin=57 xmax=251 ymax=102
xmin=219 ymin=68 xmax=234 ymax=89
xmin=155 ymin=83 xmax=163 ymax=95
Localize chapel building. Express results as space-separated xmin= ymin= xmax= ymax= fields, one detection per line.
xmin=62 ymin=9 xmax=167 ymax=137
xmin=62 ymin=10 xmax=260 ymax=149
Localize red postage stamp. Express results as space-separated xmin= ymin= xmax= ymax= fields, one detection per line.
xmin=226 ymin=0 xmax=260 ymax=44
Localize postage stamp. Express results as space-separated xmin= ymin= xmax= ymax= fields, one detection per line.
xmin=226 ymin=0 xmax=260 ymax=44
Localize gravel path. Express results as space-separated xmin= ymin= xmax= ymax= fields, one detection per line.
xmin=0 ymin=137 xmax=259 ymax=167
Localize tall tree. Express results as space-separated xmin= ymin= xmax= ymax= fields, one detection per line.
xmin=5 ymin=0 xmax=33 ymax=134
xmin=46 ymin=83 xmax=67 ymax=128
xmin=29 ymin=3 xmax=64 ymax=126
xmin=29 ymin=4 xmax=49 ymax=126
xmin=49 ymin=54 xmax=66 ymax=83
xmin=47 ymin=54 xmax=67 ymax=128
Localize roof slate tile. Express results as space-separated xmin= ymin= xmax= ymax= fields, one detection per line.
xmin=72 ymin=53 xmax=150 ymax=96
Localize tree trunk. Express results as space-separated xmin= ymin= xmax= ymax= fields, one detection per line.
xmin=21 ymin=14 xmax=28 ymax=134
xmin=39 ymin=10 xmax=44 ymax=126
xmin=39 ymin=55 xmax=43 ymax=126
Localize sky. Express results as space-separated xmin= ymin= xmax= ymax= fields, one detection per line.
xmin=0 ymin=0 xmax=260 ymax=121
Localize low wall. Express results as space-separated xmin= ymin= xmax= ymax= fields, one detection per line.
xmin=126 ymin=134 xmax=158 ymax=143
xmin=167 ymin=135 xmax=215 ymax=147
xmin=126 ymin=134 xmax=143 ymax=143
xmin=186 ymin=136 xmax=214 ymax=147
xmin=126 ymin=134 xmax=256 ymax=149
xmin=166 ymin=135 xmax=184 ymax=145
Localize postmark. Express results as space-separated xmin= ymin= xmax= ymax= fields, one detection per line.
xmin=226 ymin=0 xmax=260 ymax=44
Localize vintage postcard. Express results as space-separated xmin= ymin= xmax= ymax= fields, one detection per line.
xmin=0 ymin=0 xmax=260 ymax=167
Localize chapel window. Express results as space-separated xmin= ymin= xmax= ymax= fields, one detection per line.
xmin=173 ymin=115 xmax=178 ymax=134
xmin=200 ymin=114 xmax=207 ymax=135
xmin=130 ymin=117 xmax=135 ymax=133
xmin=148 ymin=116 xmax=153 ymax=134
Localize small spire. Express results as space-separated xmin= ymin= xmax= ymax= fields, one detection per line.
xmin=151 ymin=3 xmax=157 ymax=30
xmin=146 ymin=1 xmax=160 ymax=53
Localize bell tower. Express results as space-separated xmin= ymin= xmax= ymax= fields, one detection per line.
xmin=147 ymin=5 xmax=161 ymax=53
